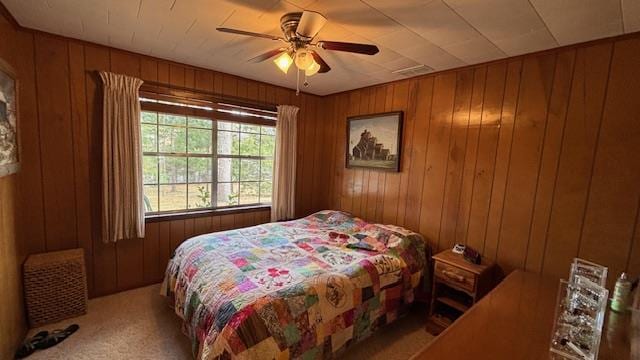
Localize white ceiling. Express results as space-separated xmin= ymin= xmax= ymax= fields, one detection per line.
xmin=3 ymin=0 xmax=639 ymax=95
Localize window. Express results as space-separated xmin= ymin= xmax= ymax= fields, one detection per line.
xmin=141 ymin=102 xmax=276 ymax=215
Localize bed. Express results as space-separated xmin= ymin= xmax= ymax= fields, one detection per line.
xmin=161 ymin=210 xmax=428 ymax=360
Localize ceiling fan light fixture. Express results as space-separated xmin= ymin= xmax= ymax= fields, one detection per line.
xmin=294 ymin=50 xmax=314 ymax=70
xmin=274 ymin=52 xmax=293 ymax=74
xmin=305 ymin=60 xmax=321 ymax=76
xmin=219 ymin=10 xmax=379 ymax=81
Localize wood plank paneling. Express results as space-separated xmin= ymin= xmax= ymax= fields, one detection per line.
xmin=482 ymin=60 xmax=522 ymax=263
xmin=0 ymin=175 xmax=25 ymax=359
xmin=195 ymin=69 xmax=213 ymax=92
xmin=0 ymin=14 xmax=33 ymax=355
xmin=403 ymin=77 xmax=434 ymax=232
xmin=383 ymin=81 xmax=416 ymax=224
xmin=463 ymin=62 xmax=507 ymax=252
xmin=541 ymin=43 xmax=613 ymax=278
xmin=143 ymin=222 xmax=159 ymax=283
xmin=340 ymin=91 xmax=361 ymax=214
xmin=579 ymin=37 xmax=640 ymax=288
xmin=382 ymin=81 xmax=410 ymax=225
xmin=4 ymin=6 xmax=640 ymax=304
xmin=34 ymin=34 xmax=78 ymax=251
xmin=220 ymin=214 xmax=235 ymax=230
xmin=158 ymin=62 xmax=169 ymax=85
xmin=359 ymin=90 xmax=375 ymax=221
xmin=194 ymin=216 xmax=212 ymax=235
xmin=184 ymin=68 xmax=195 ymax=89
xmin=1 ymin=17 xmax=314 ymax=299
xmin=184 ymin=218 xmax=196 ymax=239
xmin=395 ymin=80 xmax=418 ymax=227
xmin=68 ymin=42 xmax=94 ymax=294
xmin=321 ymin=96 xmax=337 ymax=212
xmin=169 ymin=63 xmax=185 ymax=87
xmin=158 ymin=221 xmax=171 ymax=280
xmin=418 ymin=73 xmax=457 ymax=250
xmin=169 ymin=219 xmax=185 ymax=254
xmin=495 ymin=53 xmax=556 ymax=273
xmin=453 ymin=67 xmax=487 ymax=246
xmin=351 ymin=90 xmax=372 ymax=217
xmin=9 ymin=29 xmax=45 ymax=257
xmin=140 ymin=58 xmax=158 ymax=83
xmin=331 ymin=94 xmax=349 ymax=210
xmin=524 ymin=50 xmax=576 ymax=273
xmin=439 ymin=70 xmax=474 ymax=251
xmin=299 ymin=95 xmax=317 ymax=217
xmin=318 ymin=35 xmax=640 ymax=286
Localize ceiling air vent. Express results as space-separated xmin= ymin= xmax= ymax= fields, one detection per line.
xmin=392 ymin=64 xmax=434 ymax=77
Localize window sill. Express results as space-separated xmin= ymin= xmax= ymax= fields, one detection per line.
xmin=145 ymin=205 xmax=271 ymax=223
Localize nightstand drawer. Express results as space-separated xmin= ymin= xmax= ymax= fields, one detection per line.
xmin=435 ymin=261 xmax=476 ymax=293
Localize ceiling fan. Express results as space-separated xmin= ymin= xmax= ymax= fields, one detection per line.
xmin=217 ymin=11 xmax=379 ymax=78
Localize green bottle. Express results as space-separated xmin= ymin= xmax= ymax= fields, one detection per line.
xmin=611 ymin=272 xmax=631 ymax=313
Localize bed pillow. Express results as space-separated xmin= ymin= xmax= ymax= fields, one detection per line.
xmin=346 ymin=233 xmax=387 ymax=252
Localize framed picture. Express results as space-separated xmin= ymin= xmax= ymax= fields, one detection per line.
xmin=346 ymin=111 xmax=403 ymax=172
xmin=0 ymin=57 xmax=19 ymax=178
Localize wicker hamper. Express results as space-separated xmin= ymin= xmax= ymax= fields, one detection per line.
xmin=23 ymin=248 xmax=88 ymax=327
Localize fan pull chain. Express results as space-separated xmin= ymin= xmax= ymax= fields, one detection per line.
xmin=296 ymin=69 xmax=300 ymax=96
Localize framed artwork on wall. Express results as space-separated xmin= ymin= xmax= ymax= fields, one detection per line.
xmin=0 ymin=57 xmax=19 ymax=178
xmin=346 ymin=111 xmax=403 ymax=172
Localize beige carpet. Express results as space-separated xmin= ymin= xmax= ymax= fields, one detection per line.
xmin=25 ymin=285 xmax=434 ymax=360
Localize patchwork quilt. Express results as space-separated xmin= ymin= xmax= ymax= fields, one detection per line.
xmin=161 ymin=210 xmax=427 ymax=360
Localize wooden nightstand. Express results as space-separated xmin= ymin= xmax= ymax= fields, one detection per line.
xmin=426 ymin=250 xmax=496 ymax=335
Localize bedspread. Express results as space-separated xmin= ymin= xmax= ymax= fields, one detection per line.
xmin=161 ymin=210 xmax=427 ymax=359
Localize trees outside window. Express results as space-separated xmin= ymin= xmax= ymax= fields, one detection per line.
xmin=141 ymin=110 xmax=275 ymax=214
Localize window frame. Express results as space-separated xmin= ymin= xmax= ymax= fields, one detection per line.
xmin=139 ymin=97 xmax=276 ymax=220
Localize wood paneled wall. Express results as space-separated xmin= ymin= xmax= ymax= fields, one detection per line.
xmin=0 ymin=175 xmax=25 ymax=359
xmin=0 ymin=11 xmax=28 ymax=359
xmin=0 ymin=11 xmax=324 ymax=299
xmin=320 ymin=36 xmax=640 ymax=288
xmin=3 ymin=3 xmax=640 ymax=314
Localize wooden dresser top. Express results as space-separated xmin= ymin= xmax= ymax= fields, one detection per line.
xmin=412 ymin=270 xmax=634 ymax=360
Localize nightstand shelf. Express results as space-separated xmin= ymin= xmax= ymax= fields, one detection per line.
xmin=427 ymin=250 xmax=496 ymax=335
xmin=435 ymin=296 xmax=470 ymax=313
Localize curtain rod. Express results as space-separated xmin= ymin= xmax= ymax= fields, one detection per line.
xmin=90 ymin=71 xmax=278 ymax=113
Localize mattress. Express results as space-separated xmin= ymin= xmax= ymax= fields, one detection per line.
xmin=161 ymin=210 xmax=427 ymax=359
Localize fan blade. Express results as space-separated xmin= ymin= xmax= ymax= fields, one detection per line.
xmin=216 ymin=27 xmax=283 ymax=41
xmin=311 ymin=51 xmax=331 ymax=73
xmin=317 ymin=41 xmax=379 ymax=55
xmin=248 ymin=48 xmax=286 ymax=63
xmin=296 ymin=10 xmax=327 ymax=39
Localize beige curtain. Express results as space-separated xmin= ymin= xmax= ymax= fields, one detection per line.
xmin=271 ymin=105 xmax=299 ymax=222
xmin=99 ymin=71 xmax=145 ymax=243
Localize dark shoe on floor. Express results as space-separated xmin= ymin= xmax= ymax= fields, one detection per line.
xmin=14 ymin=331 xmax=49 ymax=359
xmin=37 ymin=324 xmax=80 ymax=350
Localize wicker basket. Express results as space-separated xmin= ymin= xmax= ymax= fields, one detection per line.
xmin=23 ymin=248 xmax=88 ymax=327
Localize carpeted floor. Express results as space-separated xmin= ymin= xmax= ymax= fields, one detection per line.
xmin=25 ymin=284 xmax=434 ymax=360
